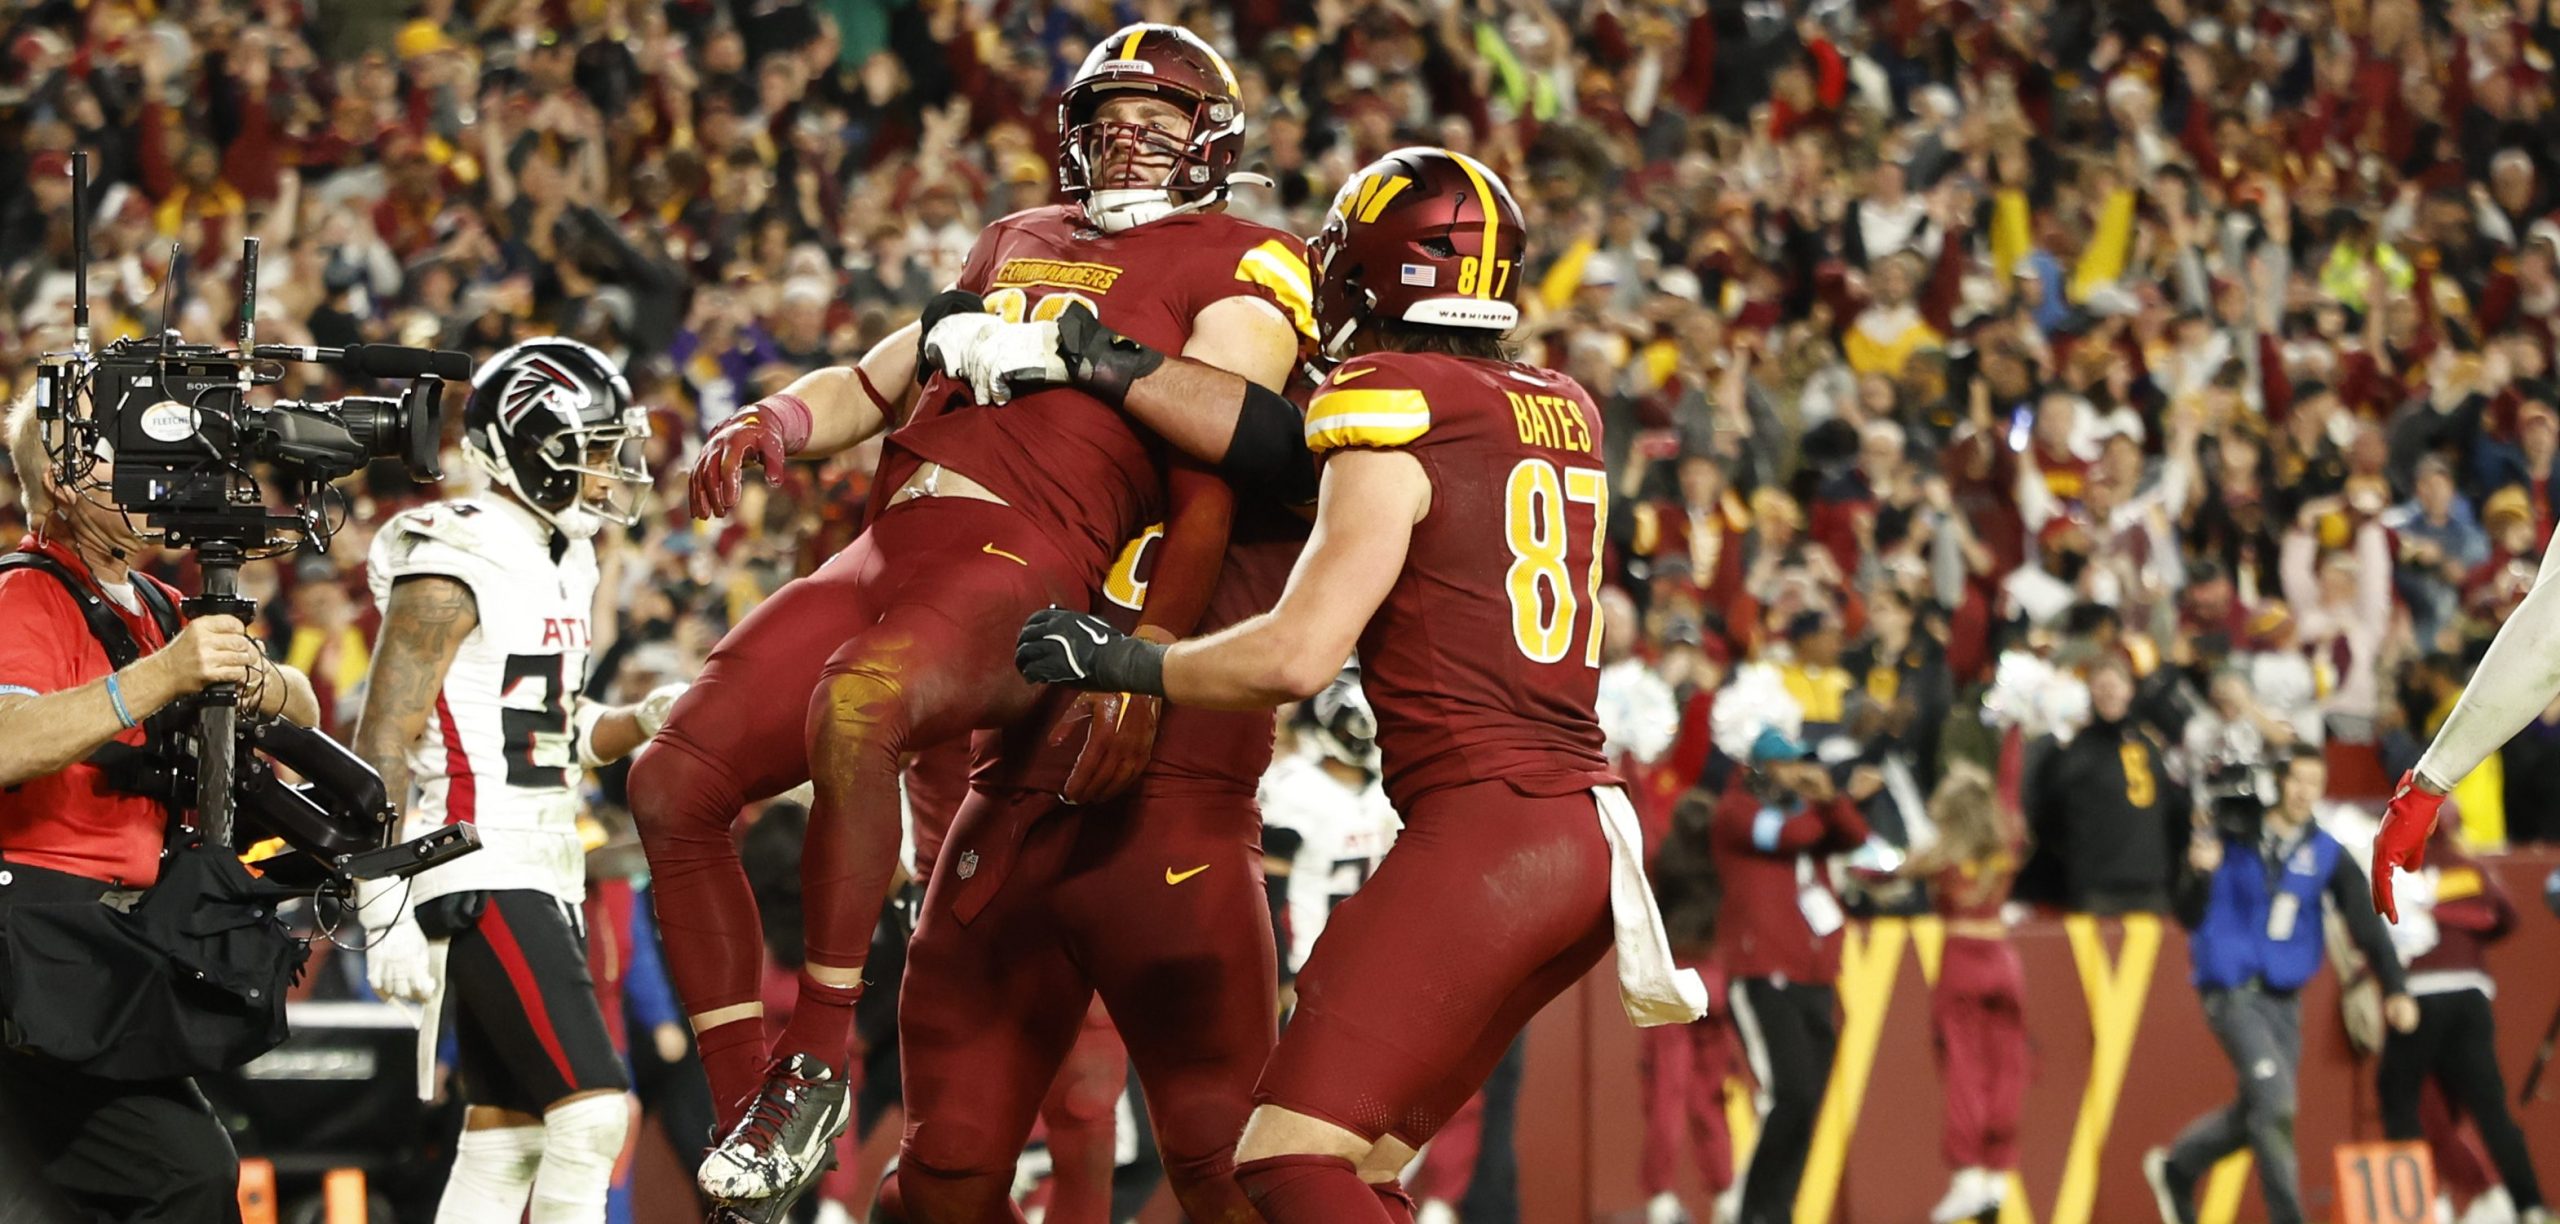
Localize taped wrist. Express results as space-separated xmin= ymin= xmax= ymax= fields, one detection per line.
xmin=1092 ymin=635 xmax=1170 ymax=697
xmin=571 ymin=698 xmax=611 ymax=769
xmin=1223 ymin=382 xmax=1320 ymax=506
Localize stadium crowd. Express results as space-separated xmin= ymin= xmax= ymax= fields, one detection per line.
xmin=4 ymin=0 xmax=2560 ymax=1220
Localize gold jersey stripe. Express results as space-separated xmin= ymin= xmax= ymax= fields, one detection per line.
xmin=1235 ymin=240 xmax=1317 ymax=339
xmin=1305 ymin=387 xmax=1431 ymax=451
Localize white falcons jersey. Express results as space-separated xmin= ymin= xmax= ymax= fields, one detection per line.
xmin=1257 ymin=751 xmax=1400 ymax=974
xmin=367 ymin=495 xmax=599 ymax=904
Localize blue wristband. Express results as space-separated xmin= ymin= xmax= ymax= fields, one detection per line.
xmin=105 ymin=672 xmax=136 ymax=730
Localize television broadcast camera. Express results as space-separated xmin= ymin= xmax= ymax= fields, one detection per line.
xmin=25 ymin=151 xmax=477 ymax=891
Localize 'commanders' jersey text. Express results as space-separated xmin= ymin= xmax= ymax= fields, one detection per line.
xmin=887 ymin=206 xmax=1315 ymax=584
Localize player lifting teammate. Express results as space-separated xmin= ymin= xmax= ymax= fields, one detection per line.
xmin=956 ymin=145 xmax=1710 ymax=1224
xmin=636 ymin=23 xmax=1308 ymax=1219
xmin=353 ymin=340 xmax=683 ymax=1223
xmin=878 ymin=482 xmax=1308 ymax=1224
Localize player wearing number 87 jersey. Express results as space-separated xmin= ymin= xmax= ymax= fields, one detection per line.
xmin=1007 ymin=146 xmax=1708 ymax=1224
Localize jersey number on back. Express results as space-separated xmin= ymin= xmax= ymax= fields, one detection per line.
xmin=501 ymin=654 xmax=574 ymax=788
xmin=1503 ymin=459 xmax=1607 ymax=667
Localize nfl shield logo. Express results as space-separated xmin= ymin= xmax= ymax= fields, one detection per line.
xmin=1400 ymin=263 xmax=1436 ymax=287
xmin=957 ymin=850 xmax=979 ymax=880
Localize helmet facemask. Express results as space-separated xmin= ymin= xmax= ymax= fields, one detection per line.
xmin=472 ymin=410 xmax=651 ymax=540
xmin=1065 ymin=90 xmax=1231 ymax=233
xmin=465 ymin=340 xmax=652 ymax=541
xmin=1309 ymin=214 xmax=1369 ymax=360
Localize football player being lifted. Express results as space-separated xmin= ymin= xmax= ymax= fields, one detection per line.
xmin=946 ymin=146 xmax=1710 ymax=1224
xmin=353 ymin=339 xmax=685 ymax=1224
xmin=638 ymin=22 xmax=1309 ymax=1218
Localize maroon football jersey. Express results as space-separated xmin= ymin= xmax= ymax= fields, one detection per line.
xmin=972 ymin=497 xmax=1308 ymax=798
xmin=888 ymin=205 xmax=1315 ymax=584
xmin=1304 ymin=350 xmax=1617 ymax=809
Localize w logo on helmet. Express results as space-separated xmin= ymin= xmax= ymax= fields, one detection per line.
xmin=496 ymin=358 xmax=596 ymax=432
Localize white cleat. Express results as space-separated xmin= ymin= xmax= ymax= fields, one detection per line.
xmin=698 ymin=1053 xmax=853 ymax=1207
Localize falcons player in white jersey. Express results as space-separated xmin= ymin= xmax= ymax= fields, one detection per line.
xmin=350 ymin=338 xmax=682 ymax=1224
xmin=1259 ymin=676 xmax=1399 ymax=982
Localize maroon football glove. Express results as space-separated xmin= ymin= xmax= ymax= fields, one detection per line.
xmin=2372 ymin=770 xmax=2447 ymax=923
xmin=688 ymin=396 xmax=810 ymax=521
xmin=1049 ymin=689 xmax=1162 ymax=806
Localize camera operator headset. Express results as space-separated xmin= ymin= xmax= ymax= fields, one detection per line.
xmin=349 ymin=339 xmax=681 ymax=1224
xmin=0 ymin=388 xmax=319 ymax=1223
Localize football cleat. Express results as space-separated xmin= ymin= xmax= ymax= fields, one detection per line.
xmin=698 ymin=1053 xmax=853 ymax=1208
xmin=2142 ymin=1148 xmax=2198 ymax=1224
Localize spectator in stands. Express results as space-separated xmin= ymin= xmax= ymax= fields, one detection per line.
xmin=2282 ymin=501 xmax=2394 ymax=747
xmin=2018 ymin=656 xmax=2185 ymax=914
xmin=2147 ymin=749 xmax=2417 ymax=1224
xmin=2386 ymin=456 xmax=2489 ymax=652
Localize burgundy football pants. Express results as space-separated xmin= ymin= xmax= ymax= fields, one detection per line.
xmin=1256 ymin=779 xmax=1613 ymax=1161
xmin=630 ymin=496 xmax=1083 ymax=1125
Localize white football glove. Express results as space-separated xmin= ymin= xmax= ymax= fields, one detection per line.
xmin=365 ymin=910 xmax=439 ymax=1004
xmin=923 ymin=313 xmax=1068 ymax=405
xmin=634 ymin=682 xmax=688 ymax=739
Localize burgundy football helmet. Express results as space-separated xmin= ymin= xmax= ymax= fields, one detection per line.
xmin=1310 ymin=146 xmax=1527 ymax=357
xmin=1057 ymin=24 xmax=1247 ymax=232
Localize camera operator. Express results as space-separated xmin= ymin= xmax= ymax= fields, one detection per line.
xmin=2143 ymin=748 xmax=2415 ymax=1224
xmin=0 ymin=392 xmax=317 ymax=1222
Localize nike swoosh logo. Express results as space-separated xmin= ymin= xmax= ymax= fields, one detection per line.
xmin=983 ymin=542 xmax=1028 ymax=566
xmin=1081 ymin=622 xmax=1110 ymax=645
xmin=1165 ymin=864 xmax=1211 ymax=886
xmin=1329 ymin=365 xmax=1379 ymax=385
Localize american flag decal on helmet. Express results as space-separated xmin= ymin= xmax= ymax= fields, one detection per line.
xmin=496 ymin=357 xmax=594 ymax=431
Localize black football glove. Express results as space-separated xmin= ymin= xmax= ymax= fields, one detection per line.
xmin=1052 ymin=304 xmax=1166 ymax=408
xmin=1016 ymin=607 xmax=1168 ymax=695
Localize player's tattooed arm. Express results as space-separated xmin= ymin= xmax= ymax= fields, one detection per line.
xmin=352 ymin=576 xmax=480 ymax=812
